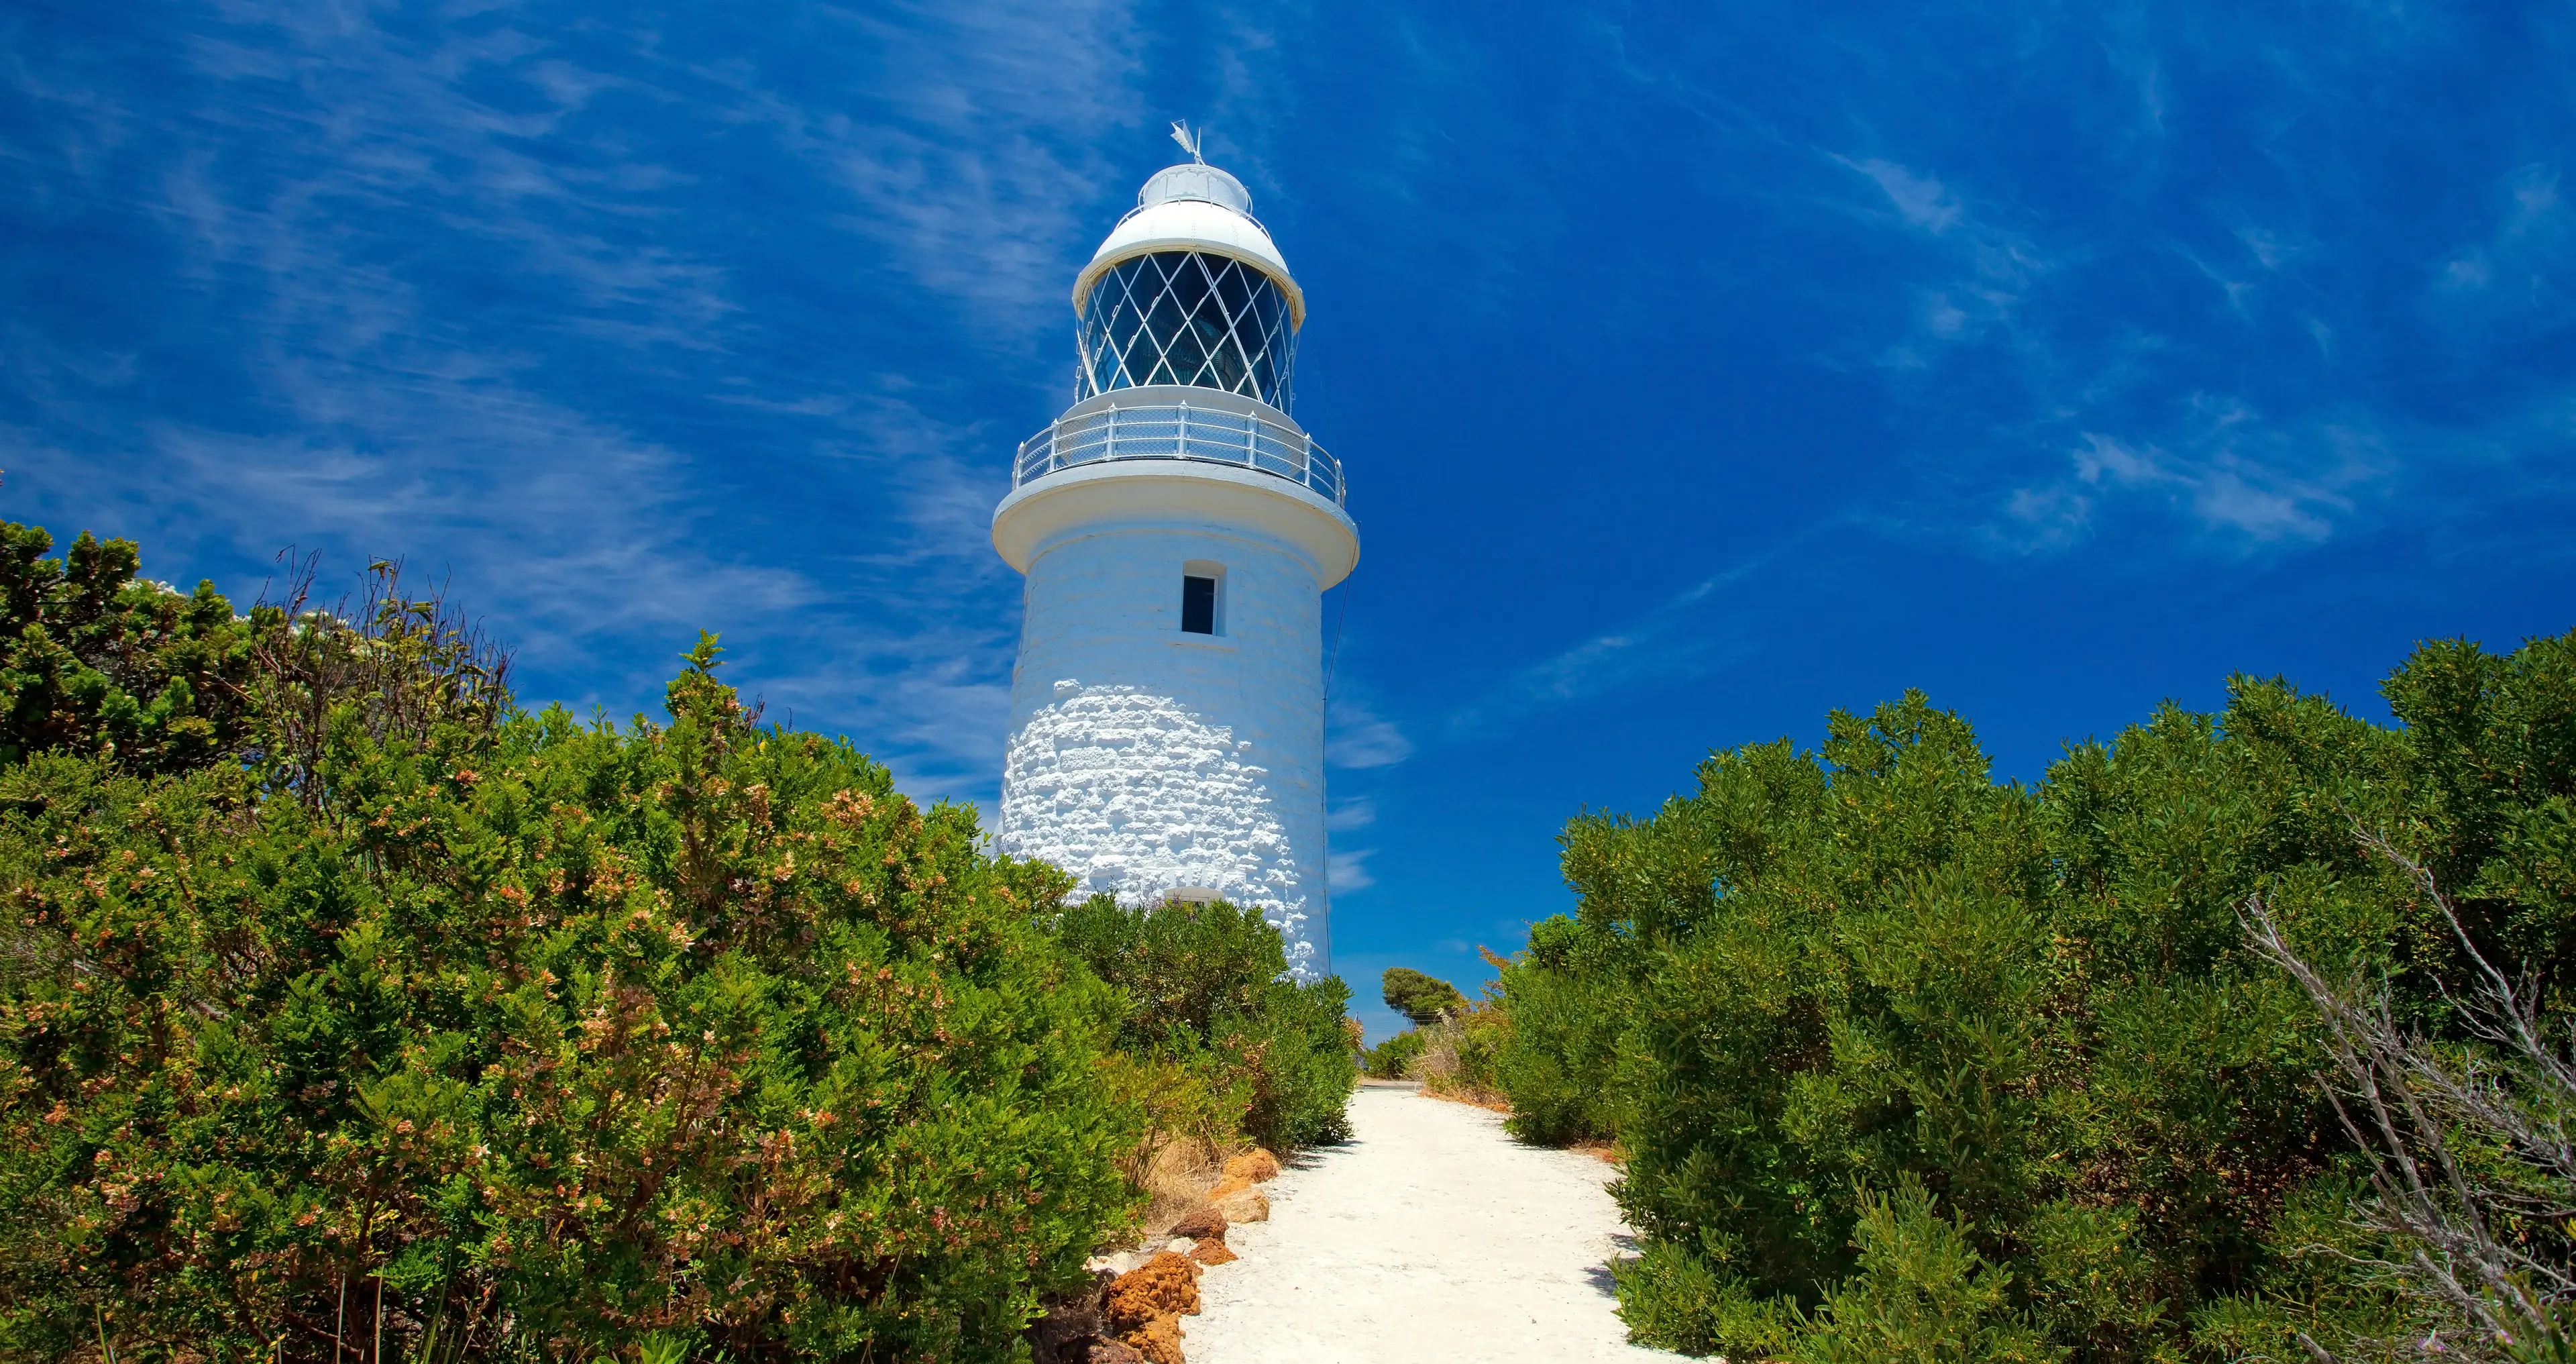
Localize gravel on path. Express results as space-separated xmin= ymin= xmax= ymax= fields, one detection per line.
xmin=1184 ymin=1084 xmax=1684 ymax=1363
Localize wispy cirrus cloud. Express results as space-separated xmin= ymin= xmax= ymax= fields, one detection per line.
xmin=1568 ymin=6 xmax=2573 ymax=570
xmin=1326 ymin=696 xmax=1413 ymax=770
xmin=724 ymin=0 xmax=1151 ymax=335
xmin=2023 ymin=429 xmax=2353 ymax=545
xmin=1819 ymin=150 xmax=2062 ymax=376
xmin=1324 ymin=794 xmax=1379 ymax=898
xmin=2432 ymin=164 xmax=2574 ymax=338
xmin=1446 ymin=559 xmax=1767 ymax=738
xmin=1815 ymin=145 xmax=2424 ymax=558
xmin=1841 ymin=156 xmax=1964 ymax=234
xmin=1 ymin=0 xmax=1168 ymax=802
xmin=1326 ymin=795 xmax=1378 ymax=832
xmin=1989 ymin=390 xmax=2576 ymax=558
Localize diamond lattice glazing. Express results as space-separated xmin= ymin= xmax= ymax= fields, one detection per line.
xmin=1077 ymin=252 xmax=1297 ymax=410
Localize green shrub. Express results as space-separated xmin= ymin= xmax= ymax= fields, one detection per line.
xmin=1497 ymin=630 xmax=2576 ymax=1361
xmin=1051 ymin=896 xmax=1355 ymax=1150
xmin=1788 ymin=1181 xmax=2057 ymax=1364
xmin=1490 ymin=916 xmax=1627 ymax=1143
xmin=1362 ymin=1029 xmax=1426 ymax=1078
xmin=1227 ymin=966 xmax=1357 ymax=1150
xmin=0 ymin=635 xmax=1144 ymax=1362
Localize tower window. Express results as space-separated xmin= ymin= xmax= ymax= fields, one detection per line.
xmin=1181 ymin=574 xmax=1217 ymax=635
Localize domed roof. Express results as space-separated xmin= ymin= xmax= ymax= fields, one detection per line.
xmin=1072 ymin=163 xmax=1304 ymax=327
xmin=1137 ymin=162 xmax=1252 ymax=214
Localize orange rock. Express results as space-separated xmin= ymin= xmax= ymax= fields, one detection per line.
xmin=1212 ymin=1187 xmax=1270 ymax=1224
xmin=1165 ymin=1204 xmax=1227 ymax=1242
xmin=1222 ymin=1148 xmax=1281 ymax=1184
xmin=1123 ymin=1313 xmax=1186 ymax=1364
xmin=1104 ymin=1251 xmax=1201 ymax=1330
xmin=1188 ymin=1236 xmax=1238 ymax=1266
xmin=1206 ymin=1175 xmax=1252 ymax=1200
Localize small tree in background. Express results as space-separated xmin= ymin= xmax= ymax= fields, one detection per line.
xmin=0 ymin=523 xmax=273 ymax=774
xmin=1381 ymin=966 xmax=1466 ymax=1027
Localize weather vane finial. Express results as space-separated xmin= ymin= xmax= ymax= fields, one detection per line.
xmin=1169 ymin=119 xmax=1205 ymax=164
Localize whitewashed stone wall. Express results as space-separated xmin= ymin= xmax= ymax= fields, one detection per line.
xmin=996 ymin=522 xmax=1330 ymax=980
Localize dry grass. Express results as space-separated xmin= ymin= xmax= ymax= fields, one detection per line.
xmin=1413 ymin=1027 xmax=1510 ymax=1111
xmin=1128 ymin=1135 xmax=1229 ymax=1245
xmin=1418 ymin=1084 xmax=1512 ymax=1114
xmin=1565 ymin=1139 xmax=1622 ymax=1167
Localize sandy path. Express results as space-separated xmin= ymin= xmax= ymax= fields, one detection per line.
xmin=1185 ymin=1084 xmax=1682 ymax=1363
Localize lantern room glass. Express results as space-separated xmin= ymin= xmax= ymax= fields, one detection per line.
xmin=1077 ymin=251 xmax=1297 ymax=411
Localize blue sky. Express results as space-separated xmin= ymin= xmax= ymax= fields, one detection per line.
xmin=7 ymin=1 xmax=2573 ymax=1039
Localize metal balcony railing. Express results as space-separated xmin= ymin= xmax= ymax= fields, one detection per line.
xmin=1013 ymin=398 xmax=1345 ymax=506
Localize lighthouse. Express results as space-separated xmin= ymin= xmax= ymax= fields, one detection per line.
xmin=991 ymin=131 xmax=1356 ymax=982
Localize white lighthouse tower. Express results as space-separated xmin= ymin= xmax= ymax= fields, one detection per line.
xmin=991 ymin=132 xmax=1356 ymax=982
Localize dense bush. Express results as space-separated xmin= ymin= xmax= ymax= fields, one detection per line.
xmin=1053 ymin=896 xmax=1356 ymax=1151
xmin=1491 ymin=631 xmax=2576 ymax=1361
xmin=1361 ymin=1028 xmax=1426 ymax=1079
xmin=0 ymin=629 xmax=1145 ymax=1361
xmin=1486 ymin=916 xmax=1623 ymax=1143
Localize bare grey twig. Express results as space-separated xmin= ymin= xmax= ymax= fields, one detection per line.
xmin=2241 ymin=829 xmax=2576 ymax=1362
xmin=250 ymin=554 xmax=513 ymax=812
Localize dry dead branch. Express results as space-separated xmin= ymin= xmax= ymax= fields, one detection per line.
xmin=2243 ymin=829 xmax=2576 ymax=1361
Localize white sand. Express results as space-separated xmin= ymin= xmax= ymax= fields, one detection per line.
xmin=1183 ymin=1084 xmax=1685 ymax=1363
